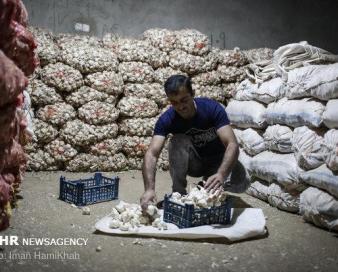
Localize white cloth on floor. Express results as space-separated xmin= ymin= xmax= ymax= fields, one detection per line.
xmin=95 ymin=208 xmax=266 ymax=242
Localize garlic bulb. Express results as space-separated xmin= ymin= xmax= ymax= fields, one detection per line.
xmin=108 ymin=201 xmax=167 ymax=232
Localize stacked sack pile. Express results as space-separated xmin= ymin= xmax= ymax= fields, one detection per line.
xmin=26 ymin=28 xmax=249 ymax=172
xmin=227 ymin=41 xmax=338 ymax=232
xmin=0 ymin=0 xmax=39 ymax=230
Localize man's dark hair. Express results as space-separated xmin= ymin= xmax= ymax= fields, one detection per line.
xmin=164 ymin=75 xmax=193 ymax=96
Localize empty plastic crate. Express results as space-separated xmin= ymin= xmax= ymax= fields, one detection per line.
xmin=163 ymin=194 xmax=231 ymax=228
xmin=59 ymin=172 xmax=119 ymax=206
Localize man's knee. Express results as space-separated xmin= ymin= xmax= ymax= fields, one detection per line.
xmin=224 ymin=160 xmax=251 ymax=193
xmin=169 ymin=134 xmax=192 ymax=151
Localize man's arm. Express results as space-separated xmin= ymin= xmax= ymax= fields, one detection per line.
xmin=140 ymin=135 xmax=166 ymax=211
xmin=204 ymin=125 xmax=239 ymax=192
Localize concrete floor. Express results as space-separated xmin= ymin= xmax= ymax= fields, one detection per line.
xmin=1 ymin=171 xmax=337 ymax=272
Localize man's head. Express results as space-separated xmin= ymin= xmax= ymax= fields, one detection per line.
xmin=164 ymin=75 xmax=196 ymax=119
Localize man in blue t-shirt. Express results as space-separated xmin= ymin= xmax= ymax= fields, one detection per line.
xmin=140 ymin=75 xmax=248 ymax=211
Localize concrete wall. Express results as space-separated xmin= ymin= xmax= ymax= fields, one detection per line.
xmin=23 ymin=0 xmax=338 ymax=53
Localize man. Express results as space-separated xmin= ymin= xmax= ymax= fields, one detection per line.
xmin=140 ymin=75 xmax=248 ymax=211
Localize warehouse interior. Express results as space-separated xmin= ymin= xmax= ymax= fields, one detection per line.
xmin=1 ymin=0 xmax=338 ymax=271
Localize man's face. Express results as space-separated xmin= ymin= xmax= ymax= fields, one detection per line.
xmin=167 ymin=87 xmax=196 ymax=119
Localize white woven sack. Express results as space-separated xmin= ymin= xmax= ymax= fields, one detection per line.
xmin=322 ymin=129 xmax=338 ymax=171
xmin=274 ymin=41 xmax=338 ymax=81
xmin=233 ymin=79 xmax=257 ymax=101
xmin=300 ymin=187 xmax=338 ymax=232
xmin=250 ymin=151 xmax=303 ymax=190
xmin=323 ymin=100 xmax=338 ymax=129
xmin=292 ymin=126 xmax=325 ymax=170
xmin=226 ymin=100 xmax=266 ymax=128
xmin=265 ymin=97 xmax=325 ymax=128
xmin=237 ymin=128 xmax=266 ymax=156
xmin=253 ymin=77 xmax=287 ymax=104
xmin=300 ymin=165 xmax=338 ymax=198
xmin=287 ymin=63 xmax=338 ymax=100
xmin=263 ymin=125 xmax=293 ymax=153
xmin=267 ymin=183 xmax=300 ymax=213
xmin=246 ymin=180 xmax=269 ymax=201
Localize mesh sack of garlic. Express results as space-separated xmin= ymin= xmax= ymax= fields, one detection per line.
xmin=108 ymin=201 xmax=168 ymax=231
xmin=157 ymin=148 xmax=169 ymax=171
xmin=142 ymin=28 xmax=178 ymax=52
xmin=169 ymin=49 xmax=219 ymax=75
xmin=60 ymin=120 xmax=118 ymax=147
xmin=27 ymin=79 xmax=64 ymax=107
xmin=244 ymin=48 xmax=275 ymax=63
xmin=168 ymin=186 xmax=228 ymax=209
xmin=217 ymin=65 xmax=247 ymax=83
xmin=118 ymin=117 xmax=156 ymax=136
xmin=66 ymin=153 xmax=99 ymax=172
xmin=222 ymin=82 xmax=239 ymax=98
xmin=126 ymin=156 xmax=143 ymax=170
xmin=153 ymin=67 xmax=187 ymax=84
xmin=40 ymin=63 xmax=84 ymax=92
xmin=202 ymin=49 xmax=221 ymax=71
xmin=90 ymin=138 xmax=121 ymax=156
xmin=117 ymin=97 xmax=159 ymax=118
xmin=96 ymin=153 xmax=128 ymax=172
xmin=123 ymin=83 xmax=167 ymax=107
xmin=24 ymin=140 xmax=39 ymax=154
xmin=193 ymin=84 xmax=226 ymax=103
xmin=78 ymin=101 xmax=119 ymax=125
xmin=29 ymin=27 xmax=60 ymax=66
xmin=85 ymin=71 xmax=123 ymax=96
xmin=117 ymin=39 xmax=169 ymax=69
xmin=119 ymin=61 xmax=155 ymax=83
xmin=175 ymin=29 xmax=210 ymax=56
xmin=33 ymin=119 xmax=58 ymax=144
xmin=36 ymin=102 xmax=76 ymax=127
xmin=44 ymin=139 xmax=78 ymax=162
xmin=93 ymin=123 xmax=119 ymax=142
xmin=218 ymin=48 xmax=249 ymax=67
xmin=192 ymin=70 xmax=222 ymax=86
xmin=65 ymin=86 xmax=117 ymax=108
xmin=56 ymin=33 xmax=101 ymax=50
xmin=26 ymin=149 xmax=58 ymax=171
xmin=102 ymin=32 xmax=120 ymax=51
xmin=120 ymin=136 xmax=152 ymax=157
xmin=61 ymin=44 xmax=119 ymax=73
xmin=169 ymin=49 xmax=205 ymax=74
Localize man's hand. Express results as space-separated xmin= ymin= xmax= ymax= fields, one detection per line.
xmin=204 ymin=172 xmax=226 ymax=193
xmin=140 ymin=189 xmax=157 ymax=213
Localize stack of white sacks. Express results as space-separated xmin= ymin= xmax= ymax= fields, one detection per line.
xmin=227 ymin=41 xmax=338 ymax=232
xmin=26 ymin=28 xmax=248 ymax=172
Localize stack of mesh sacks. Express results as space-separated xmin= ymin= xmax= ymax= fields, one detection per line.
xmin=26 ymin=28 xmax=249 ymax=172
xmin=227 ymin=42 xmax=338 ymax=232
xmin=0 ymin=0 xmax=39 ymax=230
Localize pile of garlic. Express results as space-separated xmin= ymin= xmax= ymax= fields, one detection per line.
xmin=169 ymin=187 xmax=227 ymax=209
xmin=109 ymin=201 xmax=168 ymax=231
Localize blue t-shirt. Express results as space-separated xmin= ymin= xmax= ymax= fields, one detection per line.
xmin=154 ymin=98 xmax=230 ymax=157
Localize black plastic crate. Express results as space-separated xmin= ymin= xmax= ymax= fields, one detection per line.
xmin=163 ymin=194 xmax=231 ymax=228
xmin=59 ymin=173 xmax=119 ymax=206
